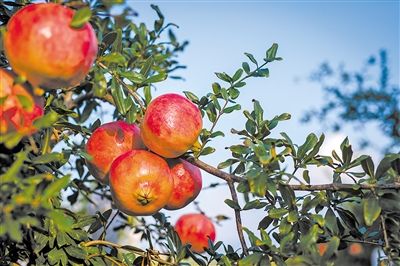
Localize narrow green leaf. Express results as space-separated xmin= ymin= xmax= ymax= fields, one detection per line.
xmin=361 ymin=156 xmax=375 ymax=179
xmin=268 ymin=208 xmax=288 ymax=219
xmin=42 ymin=175 xmax=70 ymax=202
xmin=0 ymin=150 xmax=27 ymax=183
xmin=244 ymin=52 xmax=258 ymax=66
xmin=200 ymin=147 xmax=215 ymax=156
xmin=70 ymin=7 xmax=91 ymax=29
xmin=32 ymin=152 xmax=64 ymax=164
xmin=224 ymin=199 xmax=241 ymax=210
xmin=303 ymin=170 xmax=310 ymax=184
xmin=266 ymin=43 xmax=278 ymax=61
xmin=242 ymin=62 xmax=250 ymax=74
xmin=144 ymin=72 xmax=167 ymax=84
xmin=232 ymin=69 xmax=243 ymax=82
xmin=223 ymin=104 xmax=241 ymax=114
xmin=363 ymin=197 xmax=381 ymax=226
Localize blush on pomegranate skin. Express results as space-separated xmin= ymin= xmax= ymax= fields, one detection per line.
xmin=4 ymin=3 xmax=98 ymax=89
xmin=164 ymin=159 xmax=202 ymax=210
xmin=174 ymin=213 xmax=216 ymax=253
xmin=0 ymin=69 xmax=44 ymax=135
xmin=85 ymin=121 xmax=145 ymax=183
xmin=141 ymin=93 xmax=203 ymax=158
xmin=109 ymin=150 xmax=174 ymax=216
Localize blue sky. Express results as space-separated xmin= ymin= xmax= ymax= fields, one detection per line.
xmin=107 ymin=0 xmax=400 ymax=252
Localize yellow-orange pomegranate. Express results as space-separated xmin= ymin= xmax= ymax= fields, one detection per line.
xmin=175 ymin=213 xmax=216 ymax=253
xmin=109 ymin=150 xmax=173 ymax=216
xmin=85 ymin=121 xmax=145 ymax=183
xmin=4 ymin=3 xmax=98 ymax=89
xmin=0 ymin=69 xmax=43 ymax=135
xmin=141 ymin=93 xmax=202 ymax=158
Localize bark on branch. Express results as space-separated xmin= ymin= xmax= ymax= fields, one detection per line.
xmin=184 ymin=156 xmax=400 ymax=191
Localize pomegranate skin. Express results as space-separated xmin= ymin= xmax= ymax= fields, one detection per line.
xmin=175 ymin=213 xmax=216 ymax=253
xmin=4 ymin=3 xmax=98 ymax=89
xmin=141 ymin=93 xmax=203 ymax=158
xmin=0 ymin=69 xmax=44 ymax=135
xmin=164 ymin=159 xmax=202 ymax=210
xmin=85 ymin=121 xmax=145 ymax=183
xmin=109 ymin=150 xmax=174 ymax=216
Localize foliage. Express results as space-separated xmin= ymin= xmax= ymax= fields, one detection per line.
xmin=303 ymin=50 xmax=400 ymax=153
xmin=1 ymin=1 xmax=399 ymax=266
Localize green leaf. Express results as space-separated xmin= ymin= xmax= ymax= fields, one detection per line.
xmin=232 ymin=69 xmax=243 ymax=82
xmin=302 ymin=133 xmax=325 ymax=163
xmin=224 ymin=199 xmax=241 ymax=210
xmin=325 ymin=208 xmax=339 ymax=235
xmin=269 ymin=208 xmax=288 ymax=219
xmin=140 ymin=56 xmax=154 ymax=77
xmin=100 ymin=52 xmax=126 ymax=65
xmin=32 ymin=152 xmax=64 ymax=164
xmin=200 ymin=147 xmax=215 ymax=156
xmin=42 ymin=175 xmax=70 ymax=202
xmin=120 ymin=71 xmax=145 ymax=84
xmin=243 ymin=199 xmax=267 ymax=210
xmin=56 ymin=231 xmax=74 ymax=248
xmin=65 ymin=245 xmax=87 ymax=259
xmin=48 ymin=248 xmax=64 ymax=265
xmin=223 ymin=104 xmax=241 ymax=114
xmin=363 ymin=197 xmax=381 ymax=226
xmin=144 ymin=72 xmax=167 ymax=84
xmin=218 ymin=159 xmax=239 ymax=169
xmin=322 ymin=236 xmax=340 ymax=259
xmin=212 ymin=82 xmax=221 ymax=94
xmin=70 ymin=7 xmax=92 ymax=29
xmin=375 ymin=154 xmax=400 ymax=179
xmin=242 ymin=62 xmax=250 ymax=74
xmin=297 ymin=133 xmax=318 ymax=160
xmin=287 ymin=211 xmax=298 ymax=223
xmin=229 ymin=88 xmax=240 ymax=99
xmin=215 ymin=72 xmax=232 ymax=83
xmin=111 ymin=79 xmax=128 ymax=115
xmin=239 ymin=253 xmax=263 ymax=265
xmin=361 ymin=156 xmax=375 ymax=179
xmin=183 ymin=91 xmax=199 ymax=103
xmin=0 ymin=150 xmax=27 ymax=183
xmin=303 ymin=170 xmax=310 ymax=184
xmin=244 ymin=52 xmax=258 ymax=66
xmin=266 ymin=43 xmax=278 ymax=61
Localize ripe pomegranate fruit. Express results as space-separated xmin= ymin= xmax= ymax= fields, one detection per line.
xmin=164 ymin=159 xmax=202 ymax=210
xmin=85 ymin=121 xmax=145 ymax=183
xmin=141 ymin=93 xmax=202 ymax=158
xmin=4 ymin=3 xmax=98 ymax=89
xmin=175 ymin=213 xmax=216 ymax=253
xmin=0 ymin=69 xmax=43 ymax=135
xmin=109 ymin=150 xmax=173 ymax=216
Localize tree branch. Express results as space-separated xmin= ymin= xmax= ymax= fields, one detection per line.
xmin=227 ymin=180 xmax=249 ymax=256
xmin=184 ymin=156 xmax=400 ymax=191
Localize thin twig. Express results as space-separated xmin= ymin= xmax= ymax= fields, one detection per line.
xmin=97 ymin=62 xmax=146 ymax=111
xmin=87 ymin=254 xmax=125 ymax=266
xmin=343 ymin=238 xmax=383 ymax=247
xmin=380 ymin=215 xmax=392 ymax=261
xmin=83 ymin=240 xmax=173 ymax=265
xmin=227 ymin=180 xmax=249 ymax=256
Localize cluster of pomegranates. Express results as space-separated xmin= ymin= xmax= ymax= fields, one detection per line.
xmin=85 ymin=93 xmax=216 ymax=252
xmin=1 ymin=3 xmax=216 ymax=253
